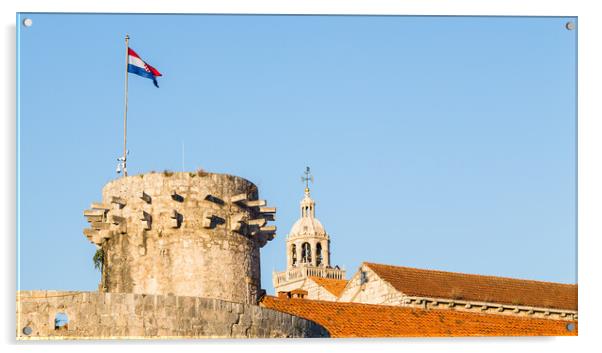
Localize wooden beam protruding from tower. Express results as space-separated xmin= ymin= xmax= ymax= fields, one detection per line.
xmin=230 ymin=193 xmax=248 ymax=203
xmin=243 ymin=199 xmax=266 ymax=208
xmin=259 ymin=225 xmax=276 ymax=233
xmin=84 ymin=209 xmax=106 ymax=217
xmin=259 ymin=206 xmax=276 ymax=214
xmin=90 ymin=202 xmax=110 ymax=210
xmin=246 ymin=218 xmax=267 ymax=227
xmin=84 ymin=208 xmax=108 ymax=224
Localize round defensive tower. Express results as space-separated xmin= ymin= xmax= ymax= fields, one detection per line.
xmin=83 ymin=171 xmax=277 ymax=304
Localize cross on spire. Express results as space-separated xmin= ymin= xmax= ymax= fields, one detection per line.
xmin=301 ymin=166 xmax=314 ymax=194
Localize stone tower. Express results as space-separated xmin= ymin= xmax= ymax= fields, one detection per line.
xmin=83 ymin=171 xmax=277 ymax=305
xmin=272 ymin=168 xmax=345 ymax=293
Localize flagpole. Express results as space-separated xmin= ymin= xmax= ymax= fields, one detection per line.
xmin=123 ymin=34 xmax=130 ymax=177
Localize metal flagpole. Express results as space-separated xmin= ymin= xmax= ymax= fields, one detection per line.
xmin=122 ymin=34 xmax=130 ymax=176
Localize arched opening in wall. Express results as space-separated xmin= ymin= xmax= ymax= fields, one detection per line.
xmin=301 ymin=242 xmax=312 ymax=264
xmin=291 ymin=244 xmax=297 ymax=266
xmin=316 ymin=242 xmax=323 ymax=266
xmin=54 ymin=312 xmax=69 ymax=330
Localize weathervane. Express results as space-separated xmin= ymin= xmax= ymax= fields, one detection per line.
xmin=301 ymin=166 xmax=314 ymax=193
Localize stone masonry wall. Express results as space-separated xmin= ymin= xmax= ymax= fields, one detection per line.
xmin=16 ymin=291 xmax=329 ymax=339
xmin=338 ymin=265 xmax=402 ymax=305
xmin=83 ymin=172 xmax=277 ymax=305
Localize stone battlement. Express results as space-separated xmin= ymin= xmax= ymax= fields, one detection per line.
xmin=83 ymin=171 xmax=277 ymax=304
xmin=16 ymin=291 xmax=328 ymax=339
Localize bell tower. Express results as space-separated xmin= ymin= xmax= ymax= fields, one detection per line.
xmin=273 ymin=167 xmax=345 ymax=294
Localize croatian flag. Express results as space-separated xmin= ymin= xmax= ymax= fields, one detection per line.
xmin=127 ymin=48 xmax=162 ymax=87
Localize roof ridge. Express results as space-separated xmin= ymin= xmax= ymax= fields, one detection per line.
xmin=362 ymin=262 xmax=577 ymax=287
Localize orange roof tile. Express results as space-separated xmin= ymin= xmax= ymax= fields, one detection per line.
xmin=365 ymin=262 xmax=577 ymax=311
xmin=308 ymin=276 xmax=348 ymax=298
xmin=261 ymin=296 xmax=578 ymax=337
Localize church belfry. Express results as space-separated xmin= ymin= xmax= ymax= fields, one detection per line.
xmin=273 ymin=167 xmax=345 ymax=295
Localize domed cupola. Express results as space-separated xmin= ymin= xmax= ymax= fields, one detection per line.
xmin=288 ymin=188 xmax=327 ymax=238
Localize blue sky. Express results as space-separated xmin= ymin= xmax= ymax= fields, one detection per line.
xmin=17 ymin=14 xmax=577 ymax=292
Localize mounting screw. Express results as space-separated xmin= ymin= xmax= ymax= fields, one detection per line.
xmin=22 ymin=326 xmax=32 ymax=335
xmin=23 ymin=18 xmax=33 ymax=27
xmin=565 ymin=21 xmax=575 ymax=30
xmin=566 ymin=322 xmax=575 ymax=332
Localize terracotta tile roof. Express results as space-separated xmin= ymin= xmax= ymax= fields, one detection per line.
xmin=365 ymin=262 xmax=578 ymax=311
xmin=260 ymin=296 xmax=578 ymax=337
xmin=308 ymin=276 xmax=348 ymax=298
